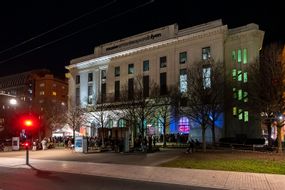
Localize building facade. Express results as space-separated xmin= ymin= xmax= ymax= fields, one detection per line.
xmin=66 ymin=19 xmax=264 ymax=141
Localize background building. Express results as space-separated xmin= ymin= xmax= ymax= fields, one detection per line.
xmin=66 ymin=19 xmax=264 ymax=142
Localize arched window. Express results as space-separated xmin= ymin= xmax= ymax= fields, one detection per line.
xmin=118 ymin=119 xmax=126 ymax=128
xmin=178 ymin=117 xmax=190 ymax=133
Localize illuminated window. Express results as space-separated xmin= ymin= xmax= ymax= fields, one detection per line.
xmin=232 ymin=50 xmax=236 ymax=61
xmin=108 ymin=119 xmax=113 ymax=128
xmin=52 ymin=91 xmax=57 ymax=96
xmin=119 ymin=119 xmax=126 ymax=128
xmin=232 ymin=69 xmax=237 ymax=80
xmin=243 ymin=91 xmax=248 ymax=102
xmin=203 ymin=67 xmax=211 ymax=89
xmin=244 ymin=111 xmax=249 ymax=122
xmin=143 ymin=60 xmax=149 ymax=71
xmin=238 ymin=70 xmax=242 ymax=81
xmin=179 ymin=52 xmax=187 ymax=64
xmin=238 ymin=49 xmax=242 ymax=63
xmin=238 ymin=89 xmax=242 ymax=100
xmin=160 ymin=56 xmax=167 ymax=68
xmin=243 ymin=72 xmax=248 ymax=83
xmin=178 ymin=117 xmax=189 ymax=133
xmin=40 ymin=83 xmax=45 ymax=87
xmin=180 ymin=69 xmax=187 ymax=93
xmin=233 ymin=88 xmax=237 ymax=99
xmin=202 ymin=47 xmax=211 ymax=60
xmin=128 ymin=64 xmax=134 ymax=74
xmin=40 ymin=91 xmax=45 ymax=95
xmin=238 ymin=109 xmax=243 ymax=120
xmin=243 ymin=48 xmax=247 ymax=64
xmin=233 ymin=107 xmax=237 ymax=115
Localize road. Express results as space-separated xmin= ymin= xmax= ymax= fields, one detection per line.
xmin=0 ymin=166 xmax=219 ymax=190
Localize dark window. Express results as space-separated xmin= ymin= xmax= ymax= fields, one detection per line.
xmin=88 ymin=85 xmax=93 ymax=104
xmin=128 ymin=64 xmax=134 ymax=74
xmin=143 ymin=76 xmax=149 ymax=97
xmin=88 ymin=73 xmax=93 ymax=82
xmin=115 ymin=81 xmax=120 ymax=101
xmin=76 ymin=75 xmax=80 ymax=84
xmin=160 ymin=56 xmax=167 ymax=68
xmin=143 ymin=60 xmax=149 ymax=72
xmin=101 ymin=83 xmax=106 ymax=102
xmin=179 ymin=52 xmax=187 ymax=64
xmin=101 ymin=70 xmax=106 ymax=79
xmin=202 ymin=47 xmax=211 ymax=60
xmin=160 ymin=72 xmax=167 ymax=95
xmin=128 ymin=78 xmax=134 ymax=100
xmin=76 ymin=87 xmax=80 ymax=106
xmin=115 ymin=67 xmax=120 ymax=77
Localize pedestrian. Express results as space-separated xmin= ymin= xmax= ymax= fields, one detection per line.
xmin=186 ymin=138 xmax=194 ymax=153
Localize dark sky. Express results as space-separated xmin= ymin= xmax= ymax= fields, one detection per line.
xmin=0 ymin=0 xmax=283 ymax=78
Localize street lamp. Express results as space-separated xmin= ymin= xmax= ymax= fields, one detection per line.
xmin=9 ymin=98 xmax=17 ymax=106
xmin=276 ymin=114 xmax=285 ymax=153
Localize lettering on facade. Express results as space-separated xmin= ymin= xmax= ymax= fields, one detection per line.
xmin=105 ymin=33 xmax=162 ymax=52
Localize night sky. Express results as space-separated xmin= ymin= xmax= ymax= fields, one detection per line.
xmin=0 ymin=0 xmax=284 ymax=78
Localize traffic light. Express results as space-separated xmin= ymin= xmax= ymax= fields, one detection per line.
xmin=23 ymin=119 xmax=33 ymax=127
xmin=19 ymin=114 xmax=38 ymax=130
xmin=24 ymin=142 xmax=29 ymax=148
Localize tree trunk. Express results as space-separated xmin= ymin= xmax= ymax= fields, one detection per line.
xmin=202 ymin=126 xmax=206 ymax=152
xmin=73 ymin=129 xmax=75 ymax=139
xmin=267 ymin=123 xmax=272 ymax=147
xmin=211 ymin=123 xmax=216 ymax=148
xmin=277 ymin=126 xmax=282 ymax=153
xmin=163 ymin=123 xmax=166 ymax=147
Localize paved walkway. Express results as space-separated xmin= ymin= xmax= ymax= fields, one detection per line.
xmin=1 ymin=157 xmax=285 ymax=190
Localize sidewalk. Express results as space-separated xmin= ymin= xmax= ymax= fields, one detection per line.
xmin=1 ymin=157 xmax=285 ymax=190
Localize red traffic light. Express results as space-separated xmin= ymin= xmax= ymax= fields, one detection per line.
xmin=24 ymin=142 xmax=29 ymax=147
xmin=23 ymin=119 xmax=33 ymax=127
xmin=19 ymin=114 xmax=39 ymax=129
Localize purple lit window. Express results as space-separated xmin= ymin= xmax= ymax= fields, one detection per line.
xmin=178 ymin=117 xmax=189 ymax=133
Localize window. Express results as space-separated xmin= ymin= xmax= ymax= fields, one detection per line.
xmin=232 ymin=50 xmax=236 ymax=61
xmin=232 ymin=69 xmax=237 ymax=80
xmin=40 ymin=83 xmax=45 ymax=87
xmin=243 ymin=72 xmax=248 ymax=83
xmin=39 ymin=91 xmax=45 ymax=95
xmin=237 ymin=49 xmax=242 ymax=63
xmin=238 ymin=109 xmax=243 ymax=120
xmin=128 ymin=64 xmax=134 ymax=74
xmin=160 ymin=72 xmax=167 ymax=95
xmin=243 ymin=48 xmax=247 ymax=64
xmin=202 ymin=47 xmax=211 ymax=60
xmin=115 ymin=67 xmax=120 ymax=77
xmin=244 ymin=111 xmax=249 ymax=122
xmin=178 ymin=117 xmax=190 ymax=133
xmin=88 ymin=86 xmax=93 ymax=104
xmin=115 ymin=81 xmax=120 ymax=101
xmin=101 ymin=70 xmax=106 ymax=79
xmin=243 ymin=91 xmax=248 ymax=102
xmin=179 ymin=52 xmax=187 ymax=64
xmin=203 ymin=67 xmax=211 ymax=89
xmin=143 ymin=75 xmax=149 ymax=97
xmin=128 ymin=78 xmax=134 ymax=100
xmin=143 ymin=60 xmax=149 ymax=72
xmin=160 ymin=56 xmax=167 ymax=68
xmin=233 ymin=88 xmax=237 ymax=99
xmin=118 ymin=119 xmax=126 ymax=128
xmin=76 ymin=75 xmax=80 ymax=84
xmin=53 ymin=83 xmax=57 ymax=87
xmin=238 ymin=89 xmax=242 ymax=100
xmin=237 ymin=70 xmax=242 ymax=81
xmin=101 ymin=83 xmax=106 ymax=102
xmin=76 ymin=87 xmax=80 ymax=106
xmin=52 ymin=91 xmax=57 ymax=96
xmin=180 ymin=69 xmax=187 ymax=93
xmin=233 ymin=107 xmax=237 ymax=116
xmin=108 ymin=119 xmax=113 ymax=128
xmin=88 ymin=73 xmax=93 ymax=82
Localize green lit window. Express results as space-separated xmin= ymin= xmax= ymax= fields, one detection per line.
xmin=232 ymin=50 xmax=236 ymax=61
xmin=238 ymin=109 xmax=243 ymax=120
xmin=238 ymin=70 xmax=242 ymax=81
xmin=243 ymin=91 xmax=248 ymax=102
xmin=244 ymin=111 xmax=249 ymax=122
xmin=238 ymin=89 xmax=242 ymax=100
xmin=243 ymin=72 xmax=248 ymax=83
xmin=179 ymin=52 xmax=187 ymax=64
xmin=108 ymin=119 xmax=113 ymax=128
xmin=233 ymin=107 xmax=237 ymax=115
xmin=119 ymin=119 xmax=126 ymax=128
xmin=232 ymin=69 xmax=237 ymax=80
xmin=233 ymin=88 xmax=237 ymax=99
xmin=238 ymin=49 xmax=242 ymax=63
xmin=243 ymin=48 xmax=247 ymax=64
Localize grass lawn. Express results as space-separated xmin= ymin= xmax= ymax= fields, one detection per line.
xmin=160 ymin=150 xmax=285 ymax=174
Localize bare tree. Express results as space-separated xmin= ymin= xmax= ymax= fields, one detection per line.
xmin=248 ymin=42 xmax=285 ymax=151
xmin=182 ymin=59 xmax=224 ymax=152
